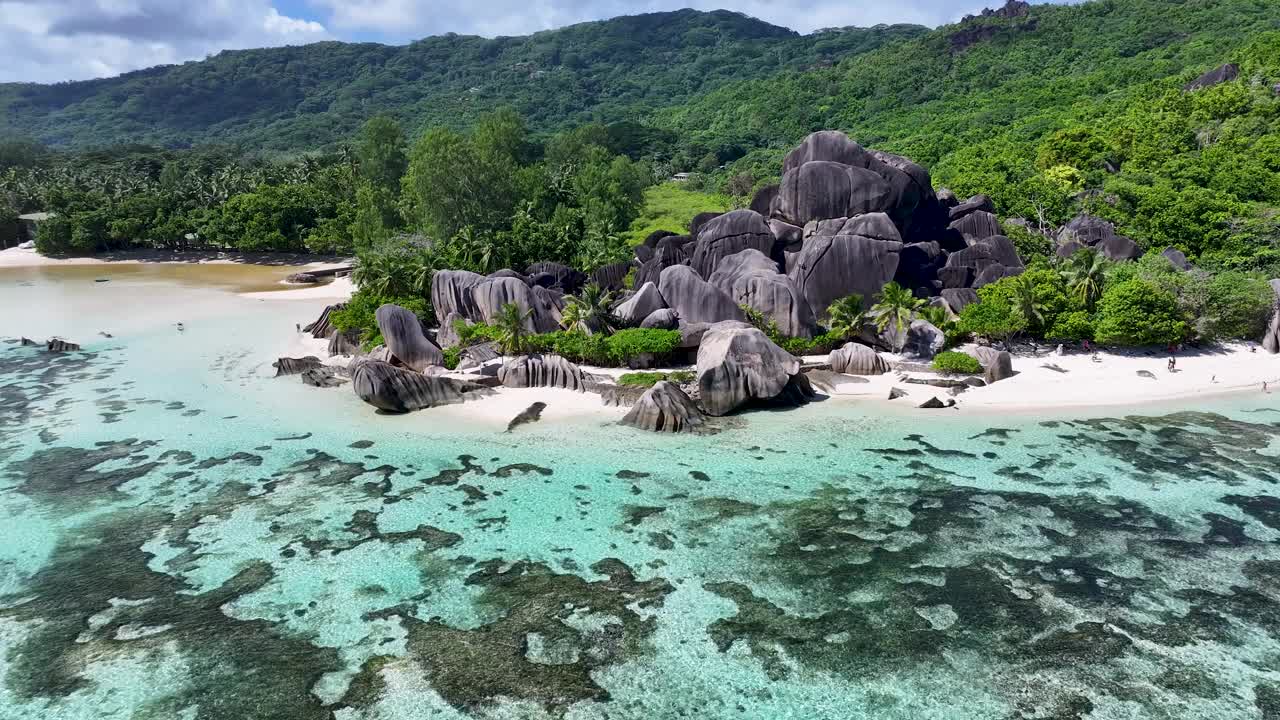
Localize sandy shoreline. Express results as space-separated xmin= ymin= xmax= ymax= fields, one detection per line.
xmin=0 ymin=245 xmax=352 ymax=269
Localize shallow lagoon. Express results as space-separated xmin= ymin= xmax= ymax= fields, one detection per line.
xmin=2 ymin=267 xmax=1280 ymax=719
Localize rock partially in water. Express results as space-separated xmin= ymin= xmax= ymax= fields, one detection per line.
xmin=301 ymin=367 xmax=346 ymax=388
xmin=919 ymin=396 xmax=956 ymax=409
xmin=351 ymin=359 xmax=488 ymax=413
xmin=302 ymin=302 xmax=346 ymax=340
xmin=45 ymin=338 xmax=81 ymax=352
xmin=622 ymin=381 xmax=708 ymax=434
xmin=273 ymin=356 xmax=323 ymax=377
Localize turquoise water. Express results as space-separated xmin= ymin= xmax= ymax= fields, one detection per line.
xmin=2 ymin=267 xmax=1280 ymax=719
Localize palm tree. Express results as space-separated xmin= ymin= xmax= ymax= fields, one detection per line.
xmin=494 ymin=302 xmax=533 ymax=356
xmin=1010 ymin=273 xmax=1045 ymax=330
xmin=918 ymin=305 xmax=954 ymax=332
xmin=561 ymin=283 xmax=617 ymax=335
xmin=871 ymin=282 xmax=925 ymax=351
xmin=1060 ymin=248 xmax=1107 ymax=310
xmin=826 ymin=294 xmax=867 ymax=339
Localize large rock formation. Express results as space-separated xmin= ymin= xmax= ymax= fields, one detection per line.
xmin=787 ymin=233 xmax=901 ymax=319
xmin=1057 ymin=215 xmax=1141 ymax=261
xmin=431 ymin=270 xmax=485 ymax=321
xmin=498 ymin=354 xmax=590 ymax=391
xmin=640 ymin=308 xmax=679 ymax=330
xmin=351 ymin=359 xmax=483 ymax=413
xmin=696 ymin=325 xmax=810 ymax=416
xmin=983 ymin=350 xmax=1015 ymax=384
xmin=1263 ymin=279 xmax=1280 ymax=354
xmin=303 ymin=302 xmax=346 ymax=340
xmin=659 ymin=265 xmax=745 ymax=326
xmin=828 ymin=342 xmax=890 ymax=375
xmin=710 ymin=249 xmax=815 ymax=338
xmin=525 ymin=262 xmax=586 ymax=294
xmin=776 ymin=161 xmax=894 ymax=227
xmin=941 ymin=288 xmax=980 ymax=315
xmin=375 ymin=304 xmax=444 ymax=372
xmin=621 ymin=381 xmax=709 ymax=434
xmin=327 ymin=328 xmax=361 ymax=357
xmin=614 ymin=282 xmax=667 ymax=327
xmin=690 ymin=209 xmax=775 ymax=278
xmin=470 ymin=276 xmax=560 ymax=333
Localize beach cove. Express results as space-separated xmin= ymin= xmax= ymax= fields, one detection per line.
xmin=2 ymin=256 xmax=1280 ymax=719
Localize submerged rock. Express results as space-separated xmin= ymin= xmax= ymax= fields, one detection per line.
xmin=621 ymin=381 xmax=709 ymax=434
xmin=350 ymin=360 xmax=487 ymax=413
xmin=498 ymin=354 xmax=590 ymax=391
xmin=273 ymin=356 xmax=323 ymax=377
xmin=376 ymin=304 xmax=444 ymax=372
xmin=696 ymin=325 xmax=809 ymax=416
xmin=46 ymin=338 xmax=81 ymax=352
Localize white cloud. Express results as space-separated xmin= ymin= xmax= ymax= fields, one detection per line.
xmin=0 ymin=0 xmax=328 ymax=83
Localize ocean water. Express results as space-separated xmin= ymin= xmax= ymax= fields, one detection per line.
xmin=2 ymin=266 xmax=1280 ymax=720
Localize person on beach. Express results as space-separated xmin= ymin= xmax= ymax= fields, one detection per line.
xmin=1168 ymin=357 xmax=1176 ymax=373
xmin=1083 ymin=340 xmax=1091 ymax=354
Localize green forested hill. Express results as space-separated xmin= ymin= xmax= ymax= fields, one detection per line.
xmin=0 ymin=10 xmax=924 ymax=151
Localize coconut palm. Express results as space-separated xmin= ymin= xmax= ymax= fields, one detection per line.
xmin=826 ymin=294 xmax=867 ymax=339
xmin=918 ymin=304 xmax=955 ymax=332
xmin=494 ymin=302 xmax=533 ymax=356
xmin=1010 ymin=273 xmax=1046 ymax=330
xmin=561 ymin=283 xmax=618 ymax=335
xmin=870 ymin=282 xmax=925 ymax=351
xmin=1060 ymin=247 xmax=1108 ymax=310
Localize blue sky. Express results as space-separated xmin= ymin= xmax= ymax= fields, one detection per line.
xmin=0 ymin=1 xmax=1068 ymax=83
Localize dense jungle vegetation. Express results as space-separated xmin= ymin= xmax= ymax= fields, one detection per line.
xmin=3 ymin=0 xmax=1280 ymax=350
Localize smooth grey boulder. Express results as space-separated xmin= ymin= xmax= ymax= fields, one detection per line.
xmin=659 ymin=265 xmax=745 ymax=326
xmin=376 ymin=304 xmax=444 ymax=372
xmin=691 ymin=209 xmax=775 ymax=278
xmin=1263 ymin=279 xmax=1280 ymax=354
xmin=301 ymin=367 xmax=345 ymax=388
xmin=470 ymin=277 xmax=559 ymax=333
xmin=804 ymin=369 xmax=870 ymax=393
xmin=974 ymin=264 xmax=1023 ymax=289
xmin=689 ymin=212 xmax=724 ymax=237
xmin=828 ymin=342 xmax=889 ymax=375
xmin=488 ymin=268 xmax=528 ymax=283
xmin=948 ymin=210 xmax=1001 ymax=242
xmin=941 ymin=288 xmax=980 ymax=315
xmin=498 ymin=354 xmax=590 ymax=391
xmin=839 ymin=213 xmax=902 ymax=243
xmin=1185 ymin=63 xmax=1239 ymax=91
xmin=303 ymin=302 xmax=346 ymax=340
xmin=1161 ymin=248 xmax=1193 ymax=271
xmin=750 ymin=184 xmax=780 ymax=216
xmin=274 ymin=356 xmax=323 ymax=376
xmin=640 ymin=308 xmax=679 ymax=330
xmin=431 ymin=270 xmax=485 ymax=321
xmin=709 ymin=250 xmax=815 ymax=338
xmin=590 ymin=260 xmax=634 ymax=291
xmin=919 ymin=396 xmax=955 ymax=409
xmin=678 ymin=320 xmax=752 ymax=350
xmin=901 ymin=320 xmax=946 ymax=361
xmin=614 ymin=282 xmax=667 ymax=327
xmin=948 ymin=195 xmax=995 ymax=221
xmin=696 ymin=326 xmax=804 ymax=416
xmin=327 ymin=328 xmax=361 ymax=357
xmin=621 ymin=381 xmax=709 ymax=434
xmin=436 ymin=311 xmax=469 ymax=350
xmin=351 ymin=359 xmax=484 ymax=413
xmin=984 ymin=350 xmax=1015 ymax=384
xmin=770 ymin=219 xmax=804 ymax=260
xmin=782 ymin=130 xmax=874 ymax=173
xmin=788 ymin=233 xmax=901 ymax=319
xmin=525 ymin=262 xmax=586 ymax=294
xmin=1057 ymin=215 xmax=1141 ymax=261
xmin=777 ymin=161 xmax=894 ymax=227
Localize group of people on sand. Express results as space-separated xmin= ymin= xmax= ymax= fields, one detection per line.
xmin=1079 ymin=339 xmax=1273 ymax=394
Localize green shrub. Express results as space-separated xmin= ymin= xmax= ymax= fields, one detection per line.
xmin=618 ymin=370 xmax=695 ymax=387
xmin=1094 ymin=279 xmax=1187 ymax=346
xmin=932 ymin=351 xmax=982 ymax=374
xmin=1045 ymin=310 xmax=1094 ymax=341
xmin=605 ymin=328 xmax=682 ymax=364
xmin=442 ymin=346 xmax=461 ymax=370
xmin=780 ymin=331 xmax=846 ymax=357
